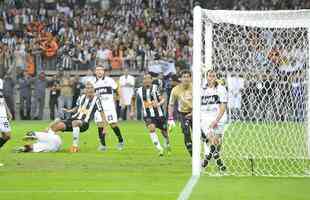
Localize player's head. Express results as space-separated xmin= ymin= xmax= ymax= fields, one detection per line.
xmin=207 ymin=69 xmax=218 ymax=87
xmin=95 ymin=65 xmax=105 ymax=78
xmin=85 ymin=82 xmax=95 ymax=96
xmin=143 ymin=73 xmax=153 ymax=88
xmin=180 ymin=70 xmax=192 ymax=86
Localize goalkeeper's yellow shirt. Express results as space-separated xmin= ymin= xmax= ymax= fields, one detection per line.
xmin=169 ymin=83 xmax=192 ymax=113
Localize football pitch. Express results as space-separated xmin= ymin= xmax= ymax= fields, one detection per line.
xmin=0 ymin=121 xmax=309 ymax=200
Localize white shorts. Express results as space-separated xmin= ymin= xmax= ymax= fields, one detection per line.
xmin=32 ymin=132 xmax=62 ymax=153
xmin=0 ymin=117 xmax=11 ymax=133
xmin=94 ymin=109 xmax=118 ymax=124
xmin=201 ymin=119 xmax=226 ymax=138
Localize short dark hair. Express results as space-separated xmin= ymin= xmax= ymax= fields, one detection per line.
xmin=180 ymin=69 xmax=191 ymax=77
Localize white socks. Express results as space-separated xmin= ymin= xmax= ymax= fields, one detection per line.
xmin=72 ymin=127 xmax=80 ymax=147
xmin=150 ymin=132 xmax=163 ymax=151
xmin=163 ymin=137 xmax=170 ymax=148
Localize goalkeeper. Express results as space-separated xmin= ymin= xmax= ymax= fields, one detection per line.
xmin=201 ymin=70 xmax=227 ymax=172
xmin=168 ymin=70 xmax=193 ymax=156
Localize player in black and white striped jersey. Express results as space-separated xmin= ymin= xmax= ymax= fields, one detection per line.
xmin=130 ymin=73 xmax=170 ymax=156
xmin=47 ymin=82 xmax=107 ymax=152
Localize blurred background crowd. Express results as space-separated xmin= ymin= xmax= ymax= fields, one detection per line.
xmin=0 ymin=0 xmax=309 ymax=121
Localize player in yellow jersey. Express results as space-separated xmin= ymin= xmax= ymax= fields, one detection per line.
xmin=168 ymin=70 xmax=193 ymax=156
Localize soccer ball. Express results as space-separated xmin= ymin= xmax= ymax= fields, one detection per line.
xmin=69 ymin=146 xmax=80 ymax=153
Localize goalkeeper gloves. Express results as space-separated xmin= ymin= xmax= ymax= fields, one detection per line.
xmin=168 ymin=117 xmax=176 ymax=133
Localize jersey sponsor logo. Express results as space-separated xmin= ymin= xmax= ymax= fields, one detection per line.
xmin=143 ymin=100 xmax=158 ymax=109
xmin=201 ymin=95 xmax=220 ymax=105
xmin=78 ymin=106 xmax=91 ymax=116
xmin=95 ymin=87 xmax=113 ymax=95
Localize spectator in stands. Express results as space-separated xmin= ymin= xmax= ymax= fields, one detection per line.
xmin=77 ymin=45 xmax=91 ymax=70
xmin=227 ymin=72 xmax=244 ymax=120
xmin=291 ymin=70 xmax=305 ymax=122
xmin=3 ymin=72 xmax=16 ymax=120
xmin=72 ymin=74 xmax=83 ymax=107
xmin=19 ymin=71 xmax=32 ymax=120
xmin=31 ymin=71 xmax=47 ymax=120
xmin=80 ymin=68 xmax=95 ymax=86
xmin=26 ymin=50 xmax=35 ymax=77
xmin=48 ymin=74 xmax=60 ymax=120
xmin=134 ymin=72 xmax=144 ymax=120
xmin=119 ymin=68 xmax=135 ymax=120
xmin=14 ymin=39 xmax=26 ymax=74
xmin=58 ymin=71 xmax=73 ymax=119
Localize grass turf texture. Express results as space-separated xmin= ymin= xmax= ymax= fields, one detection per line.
xmin=0 ymin=121 xmax=309 ymax=200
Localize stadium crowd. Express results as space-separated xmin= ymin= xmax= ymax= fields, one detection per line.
xmin=0 ymin=0 xmax=308 ymax=122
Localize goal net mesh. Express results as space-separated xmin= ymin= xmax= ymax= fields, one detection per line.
xmin=199 ymin=9 xmax=310 ymax=176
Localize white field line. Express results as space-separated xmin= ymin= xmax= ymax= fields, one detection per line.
xmin=0 ymin=190 xmax=179 ymax=194
xmin=177 ymin=175 xmax=200 ymax=200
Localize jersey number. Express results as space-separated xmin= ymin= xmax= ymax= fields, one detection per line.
xmin=3 ymin=122 xmax=9 ymax=128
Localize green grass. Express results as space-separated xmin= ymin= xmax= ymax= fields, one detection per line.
xmin=0 ymin=121 xmax=309 ymax=200
xmin=190 ymin=176 xmax=310 ymax=200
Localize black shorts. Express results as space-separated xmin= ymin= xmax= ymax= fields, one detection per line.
xmin=144 ymin=117 xmax=167 ymax=131
xmin=62 ymin=119 xmax=89 ymax=133
xmin=179 ymin=112 xmax=192 ymax=130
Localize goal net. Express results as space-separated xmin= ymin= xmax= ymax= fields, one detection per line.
xmin=192 ymin=7 xmax=310 ymax=177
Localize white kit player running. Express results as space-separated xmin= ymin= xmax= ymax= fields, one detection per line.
xmin=0 ymin=78 xmax=12 ymax=166
xmin=15 ymin=130 xmax=62 ymax=153
xmin=201 ymin=70 xmax=228 ymax=172
xmin=94 ymin=65 xmax=124 ymax=151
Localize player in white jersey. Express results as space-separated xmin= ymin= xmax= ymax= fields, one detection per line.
xmin=201 ymin=70 xmax=227 ymax=172
xmin=0 ymin=78 xmax=12 ymax=153
xmin=94 ymin=65 xmax=124 ymax=151
xmin=45 ymin=82 xmax=107 ymax=152
xmin=15 ymin=130 xmax=62 ymax=153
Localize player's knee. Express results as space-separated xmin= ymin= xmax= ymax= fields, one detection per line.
xmin=110 ymin=123 xmax=117 ymax=128
xmin=213 ymin=138 xmax=220 ymax=145
xmin=3 ymin=134 xmax=11 ymax=141
xmin=97 ymin=122 xmax=105 ymax=127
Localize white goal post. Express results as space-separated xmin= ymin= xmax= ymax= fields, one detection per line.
xmin=193 ymin=6 xmax=310 ymax=176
